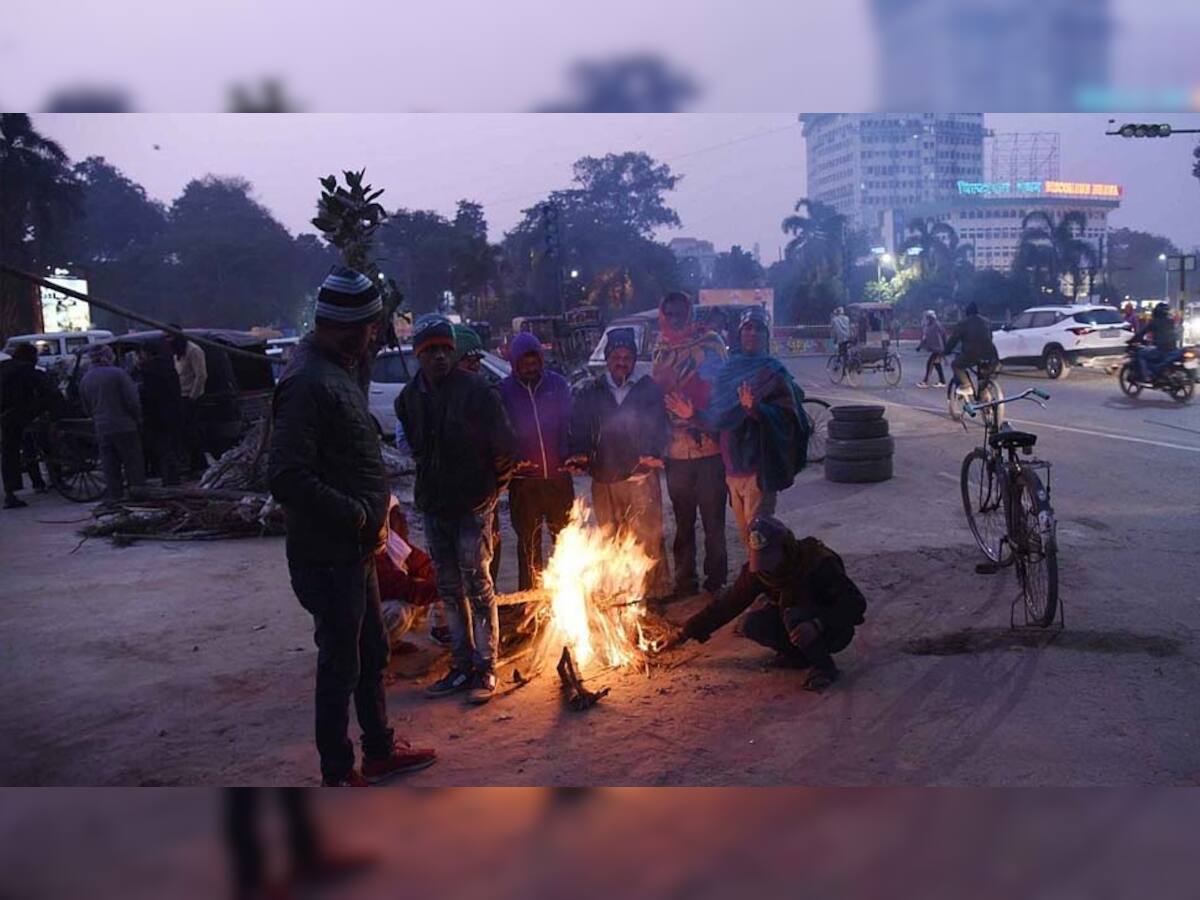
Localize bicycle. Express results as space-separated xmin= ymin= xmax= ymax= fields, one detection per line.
xmin=827 ymin=343 xmax=857 ymax=386
xmin=959 ymin=387 xmax=1059 ymax=628
xmin=947 ymin=359 xmax=1004 ymax=428
xmin=827 ymin=344 xmax=902 ymax=388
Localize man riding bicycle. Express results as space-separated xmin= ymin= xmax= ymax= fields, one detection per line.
xmin=830 ymin=307 xmax=853 ymax=362
xmin=944 ymin=302 xmax=999 ymax=388
xmin=1133 ymin=302 xmax=1179 ymax=383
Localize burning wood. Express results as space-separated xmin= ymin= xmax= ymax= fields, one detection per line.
xmin=557 ymin=646 xmax=609 ymax=710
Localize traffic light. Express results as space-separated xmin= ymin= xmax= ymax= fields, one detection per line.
xmin=1116 ymin=123 xmax=1172 ymax=138
xmin=541 ymin=202 xmax=559 ymax=259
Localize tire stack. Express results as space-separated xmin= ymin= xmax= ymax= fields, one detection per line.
xmin=824 ymin=404 xmax=894 ymax=483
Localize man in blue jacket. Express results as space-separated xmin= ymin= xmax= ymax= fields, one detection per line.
xmin=499 ymin=331 xmax=574 ymax=592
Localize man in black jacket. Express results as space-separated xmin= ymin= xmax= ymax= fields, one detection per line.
xmin=666 ymin=516 xmax=865 ymax=691
xmin=270 ymin=267 xmax=437 ymax=786
xmin=565 ymin=328 xmax=672 ymax=599
xmin=397 ymin=314 xmax=516 ymax=705
xmin=135 ymin=338 xmax=183 ymax=486
xmin=1 ymin=343 xmax=58 ymax=509
xmin=944 ymin=302 xmax=999 ymax=385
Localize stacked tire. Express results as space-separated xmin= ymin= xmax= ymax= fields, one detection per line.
xmin=824 ymin=405 xmax=894 ymax=483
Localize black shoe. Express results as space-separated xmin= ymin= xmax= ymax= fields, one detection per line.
xmin=803 ymin=660 xmax=840 ymax=692
xmin=3 ymin=495 xmax=28 ymax=509
xmin=425 ymin=667 xmax=472 ymax=698
xmin=468 ymin=670 xmax=498 ymax=705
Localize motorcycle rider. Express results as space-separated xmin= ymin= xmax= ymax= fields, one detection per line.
xmin=943 ymin=302 xmax=999 ymax=387
xmin=1134 ymin=303 xmax=1179 ymax=383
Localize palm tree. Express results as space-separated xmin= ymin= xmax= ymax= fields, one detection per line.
xmin=781 ymin=199 xmax=850 ymax=284
xmin=0 ymin=114 xmax=82 ymax=338
xmin=1014 ymin=210 xmax=1098 ymax=303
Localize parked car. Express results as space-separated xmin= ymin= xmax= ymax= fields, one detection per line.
xmin=990 ymin=305 xmax=1132 ymax=379
xmin=368 ymin=346 xmax=511 ymax=438
xmin=3 ymin=330 xmax=114 ymax=370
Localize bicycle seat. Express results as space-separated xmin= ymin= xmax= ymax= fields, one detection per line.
xmin=989 ymin=430 xmax=1037 ymax=450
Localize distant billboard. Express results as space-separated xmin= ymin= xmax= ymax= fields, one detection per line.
xmin=697 ymin=288 xmax=775 ymax=322
xmin=39 ymin=276 xmax=91 ymax=333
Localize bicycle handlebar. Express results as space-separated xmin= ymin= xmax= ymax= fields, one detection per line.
xmin=963 ymin=387 xmax=1050 ymax=417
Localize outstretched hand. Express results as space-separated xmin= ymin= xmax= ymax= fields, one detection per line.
xmin=738 ymin=381 xmax=754 ymax=411
xmin=665 ymin=392 xmax=695 ymax=420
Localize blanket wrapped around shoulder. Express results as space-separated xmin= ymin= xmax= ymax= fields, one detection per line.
xmin=708 ymin=353 xmax=809 ymax=491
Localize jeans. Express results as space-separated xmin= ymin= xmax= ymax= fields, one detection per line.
xmin=740 ymin=601 xmax=835 ymax=670
xmin=424 ymin=501 xmax=499 ymax=673
xmin=591 ymin=474 xmax=673 ymax=599
xmin=726 ymin=473 xmax=776 ymax=549
xmin=144 ymin=423 xmax=182 ymax=486
xmin=664 ymin=455 xmax=728 ymax=594
xmin=1 ymin=418 xmax=41 ymax=497
xmin=288 ymin=558 xmax=394 ymax=783
xmin=1137 ymin=347 xmax=1164 ymax=382
xmin=98 ymin=430 xmax=146 ymax=500
xmin=923 ymin=353 xmax=946 ymax=384
xmin=509 ymin=475 xmax=574 ymax=591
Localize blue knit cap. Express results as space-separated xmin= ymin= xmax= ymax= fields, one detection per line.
xmin=316 ymin=266 xmax=383 ymax=324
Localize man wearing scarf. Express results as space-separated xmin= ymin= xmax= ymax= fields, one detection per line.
xmin=667 ymin=516 xmax=866 ymax=691
xmin=708 ymin=308 xmax=809 ymax=548
xmin=651 ymin=291 xmax=729 ymax=598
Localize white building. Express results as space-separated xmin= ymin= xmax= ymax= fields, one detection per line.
xmin=800 ymin=114 xmax=987 ymax=245
xmin=882 ymin=178 xmax=1122 ymax=273
xmin=668 ymin=237 xmax=718 ymax=281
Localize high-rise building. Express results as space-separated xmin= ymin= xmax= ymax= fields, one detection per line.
xmin=800 ymin=114 xmax=987 ymax=243
xmin=869 ymin=0 xmax=1111 ymax=111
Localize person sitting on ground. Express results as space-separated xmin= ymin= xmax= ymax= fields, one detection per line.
xmin=708 ymin=308 xmax=809 ymax=550
xmin=943 ymin=302 xmax=998 ymax=386
xmin=376 ymin=496 xmax=442 ymax=650
xmin=80 ymin=343 xmax=146 ymax=501
xmin=1134 ymin=302 xmax=1179 ymax=382
xmin=665 ymin=515 xmax=866 ymax=691
xmin=916 ymin=309 xmax=948 ymax=388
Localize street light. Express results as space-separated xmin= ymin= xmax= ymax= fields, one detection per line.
xmin=570 ymin=269 xmax=580 ymax=279
xmin=1159 ymin=253 xmax=1169 ymax=303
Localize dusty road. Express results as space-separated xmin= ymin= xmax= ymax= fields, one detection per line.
xmin=1 ymin=355 xmax=1197 ymax=786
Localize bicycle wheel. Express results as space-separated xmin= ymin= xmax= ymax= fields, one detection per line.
xmin=977 ymin=379 xmax=1005 ymax=429
xmin=844 ymin=355 xmax=862 ymax=388
xmin=960 ymin=448 xmax=1009 ymax=563
xmin=1013 ymin=468 xmax=1059 ymax=627
xmin=826 ymin=354 xmax=845 ymax=385
xmin=801 ymin=398 xmax=831 ymax=463
xmin=883 ymin=352 xmax=902 ymax=387
xmin=947 ymin=374 xmax=972 ymax=422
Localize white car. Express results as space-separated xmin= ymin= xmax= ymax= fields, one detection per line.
xmin=368 ymin=346 xmax=511 ymax=438
xmin=990 ymin=305 xmax=1132 ymax=379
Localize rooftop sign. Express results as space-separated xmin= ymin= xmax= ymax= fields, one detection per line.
xmin=956 ymin=180 xmax=1122 ymax=199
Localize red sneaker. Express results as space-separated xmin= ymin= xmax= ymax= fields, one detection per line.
xmin=361 ymin=740 xmax=438 ymax=782
xmin=322 ymin=770 xmax=369 ymax=787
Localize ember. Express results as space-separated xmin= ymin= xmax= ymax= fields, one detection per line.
xmin=539 ymin=499 xmax=659 ymax=675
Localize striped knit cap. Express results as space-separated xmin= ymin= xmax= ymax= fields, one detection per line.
xmin=315 ymin=266 xmax=383 ymax=324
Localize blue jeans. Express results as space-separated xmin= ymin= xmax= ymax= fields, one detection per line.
xmin=424 ymin=501 xmax=499 ymax=673
xmin=1137 ymin=347 xmax=1164 ymax=382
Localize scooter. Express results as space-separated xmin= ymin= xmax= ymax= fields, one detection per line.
xmin=1117 ymin=340 xmax=1196 ymax=404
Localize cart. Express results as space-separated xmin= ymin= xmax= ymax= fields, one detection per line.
xmin=827 ymin=302 xmax=902 ymax=387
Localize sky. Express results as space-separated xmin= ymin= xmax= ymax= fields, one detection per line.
xmin=34 ymin=112 xmax=1200 ymax=261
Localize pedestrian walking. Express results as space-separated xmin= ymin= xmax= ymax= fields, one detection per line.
xmin=79 ymin=344 xmax=146 ymax=501
xmin=269 ymin=266 xmax=437 ymax=786
xmin=651 ymin=290 xmax=729 ymax=598
xmin=0 ymin=342 xmax=58 ymax=508
xmin=916 ymin=309 xmax=948 ymax=388
xmin=396 ymin=314 xmax=516 ymax=705
xmin=565 ymin=327 xmax=672 ymax=599
xmin=709 ymin=308 xmax=809 ymax=548
xmin=500 ymin=331 xmax=574 ymax=592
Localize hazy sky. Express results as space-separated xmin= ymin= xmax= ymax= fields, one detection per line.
xmin=35 ymin=113 xmax=1200 ymax=260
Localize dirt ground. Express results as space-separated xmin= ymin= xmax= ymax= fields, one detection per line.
xmin=2 ymin=361 xmax=1198 ymax=786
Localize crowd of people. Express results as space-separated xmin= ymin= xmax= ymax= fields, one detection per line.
xmin=0 ymin=331 xmax=212 ymax=507
xmin=268 ymin=268 xmax=868 ymax=787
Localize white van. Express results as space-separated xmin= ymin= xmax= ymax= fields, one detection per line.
xmin=2 ymin=330 xmax=114 ymax=369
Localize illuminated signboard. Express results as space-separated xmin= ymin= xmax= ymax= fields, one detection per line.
xmin=957 ymin=180 xmax=1121 ymax=199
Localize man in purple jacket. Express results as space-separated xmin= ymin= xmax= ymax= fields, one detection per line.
xmin=499 ymin=331 xmax=575 ymax=591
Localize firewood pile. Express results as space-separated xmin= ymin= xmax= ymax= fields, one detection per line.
xmin=81 ymin=486 xmax=285 ymax=546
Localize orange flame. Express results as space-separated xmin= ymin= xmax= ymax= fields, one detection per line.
xmin=540 ymin=498 xmax=654 ymax=671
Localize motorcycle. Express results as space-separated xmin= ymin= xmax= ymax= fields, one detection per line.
xmin=1117 ymin=340 xmax=1196 ymax=404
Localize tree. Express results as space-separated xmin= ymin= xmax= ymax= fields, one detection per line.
xmin=0 ymin=114 xmax=82 ymax=339
xmin=569 ymin=152 xmax=682 ymax=236
xmin=781 ymin=199 xmax=850 ymax=282
xmin=711 ymin=245 xmax=764 ymax=289
xmin=1013 ymin=210 xmax=1098 ymax=303
xmin=163 ymin=176 xmax=306 ymax=328
xmin=449 ymin=200 xmax=504 ymax=321
xmin=311 ymin=169 xmax=387 ymax=275
xmin=1105 ymin=227 xmax=1181 ymax=301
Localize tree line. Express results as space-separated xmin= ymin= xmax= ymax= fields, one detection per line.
xmin=0 ymin=113 xmax=1187 ymax=343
